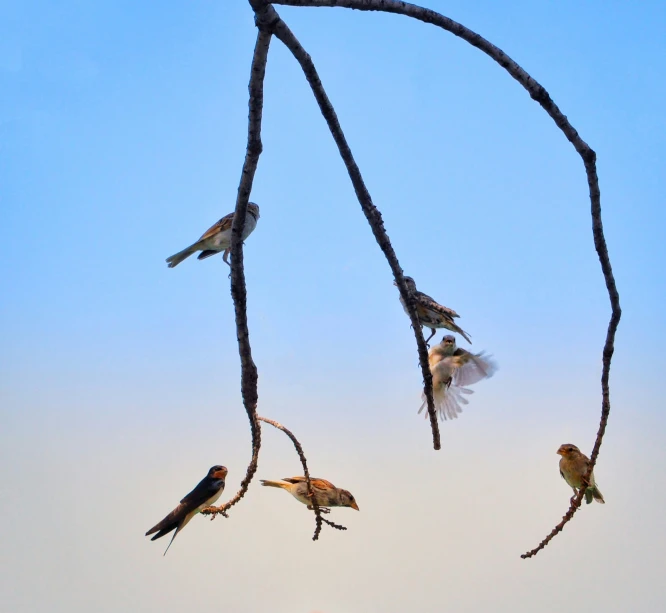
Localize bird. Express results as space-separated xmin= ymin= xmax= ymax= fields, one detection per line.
xmin=419 ymin=334 xmax=497 ymax=421
xmin=557 ymin=444 xmax=605 ymax=504
xmin=395 ymin=276 xmax=471 ymax=344
xmin=260 ymin=476 xmax=359 ymax=512
xmin=166 ymin=202 xmax=260 ymax=268
xmin=145 ymin=465 xmax=228 ymax=555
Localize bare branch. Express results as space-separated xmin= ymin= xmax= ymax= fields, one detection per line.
xmin=251 ymin=0 xmax=441 ymax=450
xmin=520 ymin=488 xmax=588 ymax=559
xmin=258 ymin=416 xmax=347 ymax=540
xmin=203 ymin=26 xmax=272 ymax=518
xmin=274 ymin=0 xmax=622 ymax=558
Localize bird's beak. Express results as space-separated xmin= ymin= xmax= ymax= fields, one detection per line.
xmin=350 ymin=501 xmax=359 ymax=511
xmin=556 ymin=450 xmax=564 ymax=456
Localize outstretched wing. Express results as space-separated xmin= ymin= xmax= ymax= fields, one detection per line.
xmin=452 ymin=350 xmax=497 ymax=387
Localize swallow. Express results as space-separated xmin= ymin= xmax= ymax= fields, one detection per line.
xmin=395 ymin=276 xmax=471 ymax=344
xmin=260 ymin=477 xmax=359 ymax=512
xmin=166 ymin=202 xmax=260 ymax=268
xmin=419 ymin=334 xmax=497 ymax=420
xmin=557 ymin=444 xmax=605 ymax=504
xmin=145 ymin=465 xmax=228 ymax=555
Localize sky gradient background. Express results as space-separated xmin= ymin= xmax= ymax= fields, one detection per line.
xmin=1 ymin=1 xmax=665 ymax=612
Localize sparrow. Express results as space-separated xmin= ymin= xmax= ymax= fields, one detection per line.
xmin=557 ymin=444 xmax=605 ymax=504
xmin=260 ymin=477 xmax=359 ymax=512
xmin=418 ymin=334 xmax=497 ymax=421
xmin=166 ymin=202 xmax=260 ymax=268
xmin=145 ymin=465 xmax=228 ymax=555
xmin=395 ymin=276 xmax=471 ymax=344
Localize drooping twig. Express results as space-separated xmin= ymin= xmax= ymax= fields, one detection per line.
xmin=250 ymin=0 xmax=440 ymax=451
xmin=258 ymin=416 xmax=347 ymax=539
xmin=203 ymin=25 xmax=273 ymax=518
xmin=273 ymin=0 xmax=621 ymax=558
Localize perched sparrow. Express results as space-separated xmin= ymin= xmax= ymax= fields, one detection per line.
xmin=260 ymin=477 xmax=359 ymax=512
xmin=557 ymin=444 xmax=605 ymax=504
xmin=419 ymin=334 xmax=497 ymax=421
xmin=395 ymin=276 xmax=471 ymax=344
xmin=145 ymin=465 xmax=228 ymax=555
xmin=166 ymin=202 xmax=260 ymax=268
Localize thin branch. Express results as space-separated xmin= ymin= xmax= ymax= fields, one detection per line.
xmin=203 ymin=26 xmax=272 ymax=518
xmin=251 ymin=0 xmax=440 ymax=450
xmin=258 ymin=416 xmax=347 ymax=539
xmin=274 ymin=0 xmax=622 ymax=558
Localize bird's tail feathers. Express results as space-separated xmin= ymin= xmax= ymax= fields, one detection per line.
xmin=453 ymin=325 xmax=472 ymax=344
xmin=260 ymin=479 xmax=290 ymax=490
xmin=162 ymin=528 xmax=180 ymax=556
xmin=149 ymin=525 xmax=176 ymax=541
xmin=166 ymin=242 xmax=202 ymax=268
xmin=590 ymin=486 xmax=605 ymax=504
xmin=419 ymin=385 xmax=473 ymax=421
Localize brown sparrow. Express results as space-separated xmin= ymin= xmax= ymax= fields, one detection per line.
xmin=419 ymin=335 xmax=497 ymax=420
xmin=145 ymin=465 xmax=228 ymax=555
xmin=166 ymin=202 xmax=260 ymax=268
xmin=260 ymin=477 xmax=359 ymax=512
xmin=557 ymin=444 xmax=605 ymax=504
xmin=395 ymin=276 xmax=471 ymax=344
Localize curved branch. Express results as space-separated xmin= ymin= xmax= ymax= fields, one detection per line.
xmin=258 ymin=416 xmax=347 ymax=539
xmin=274 ymin=0 xmax=621 ymax=558
xmin=251 ymin=0 xmax=440 ymax=450
xmin=203 ymin=26 xmax=272 ymax=518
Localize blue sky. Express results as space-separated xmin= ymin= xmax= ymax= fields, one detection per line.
xmin=1 ymin=1 xmax=665 ymax=612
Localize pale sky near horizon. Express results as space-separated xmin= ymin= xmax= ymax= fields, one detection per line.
xmin=1 ymin=1 xmax=665 ymax=612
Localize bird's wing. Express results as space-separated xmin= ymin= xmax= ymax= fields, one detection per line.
xmin=180 ymin=476 xmax=225 ymax=507
xmin=145 ymin=503 xmax=187 ymax=539
xmin=311 ymin=478 xmax=336 ymax=490
xmin=282 ymin=476 xmax=306 ymax=484
xmin=199 ymin=212 xmax=234 ymax=240
xmin=576 ymin=455 xmax=595 ymax=486
xmin=452 ymin=351 xmax=497 ymax=387
xmin=145 ymin=476 xmax=223 ymax=540
xmin=282 ymin=476 xmax=336 ymax=490
xmin=414 ymin=291 xmax=459 ymax=319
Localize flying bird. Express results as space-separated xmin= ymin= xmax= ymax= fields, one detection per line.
xmin=395 ymin=276 xmax=471 ymax=344
xmin=260 ymin=477 xmax=359 ymax=512
xmin=419 ymin=335 xmax=497 ymax=421
xmin=145 ymin=465 xmax=228 ymax=555
xmin=166 ymin=202 xmax=260 ymax=268
xmin=557 ymin=444 xmax=605 ymax=504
